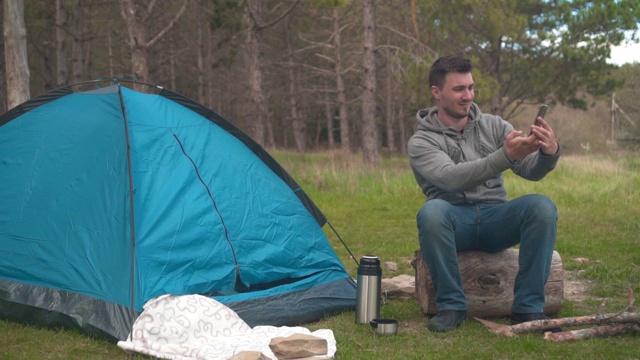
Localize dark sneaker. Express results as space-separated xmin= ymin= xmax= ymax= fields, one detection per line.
xmin=427 ymin=310 xmax=467 ymax=332
xmin=510 ymin=312 xmax=562 ymax=333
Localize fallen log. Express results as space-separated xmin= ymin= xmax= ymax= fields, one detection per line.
xmin=412 ymin=249 xmax=563 ymax=317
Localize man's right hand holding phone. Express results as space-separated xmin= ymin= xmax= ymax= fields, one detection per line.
xmin=529 ymin=104 xmax=548 ymax=135
xmin=529 ymin=105 xmax=558 ymax=155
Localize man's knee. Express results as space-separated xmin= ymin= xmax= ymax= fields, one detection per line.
xmin=417 ymin=199 xmax=453 ymax=231
xmin=523 ymin=194 xmax=558 ymax=224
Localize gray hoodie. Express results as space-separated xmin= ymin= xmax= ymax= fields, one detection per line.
xmin=407 ymin=103 xmax=561 ymax=205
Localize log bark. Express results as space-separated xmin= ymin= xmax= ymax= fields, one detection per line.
xmin=544 ymin=323 xmax=640 ymax=342
xmin=412 ymin=249 xmax=563 ymax=317
xmin=476 ymin=289 xmax=638 ymax=338
xmin=476 ymin=311 xmax=640 ymax=337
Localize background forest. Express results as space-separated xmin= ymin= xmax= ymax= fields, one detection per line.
xmin=2 ymin=0 xmax=640 ymax=161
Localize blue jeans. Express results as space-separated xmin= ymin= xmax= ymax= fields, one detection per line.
xmin=417 ymin=194 xmax=558 ymax=314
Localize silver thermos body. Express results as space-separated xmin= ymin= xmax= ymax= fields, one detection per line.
xmin=355 ymin=255 xmax=382 ymax=324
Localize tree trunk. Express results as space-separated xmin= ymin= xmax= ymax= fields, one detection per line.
xmin=244 ymin=0 xmax=267 ymax=146
xmin=196 ymin=3 xmax=205 ymax=104
xmin=412 ymin=249 xmax=564 ymax=318
xmin=107 ymin=30 xmax=114 ymax=78
xmin=361 ymin=0 xmax=379 ymax=164
xmin=120 ymin=0 xmax=188 ymax=91
xmin=0 ymin=33 xmax=6 ymax=115
xmin=242 ymin=0 xmax=299 ymax=148
xmin=70 ymin=0 xmax=84 ymax=83
xmin=487 ymin=36 xmax=504 ymax=116
xmin=120 ymin=0 xmax=150 ymax=89
xmin=385 ymin=65 xmax=395 ymax=152
xmin=3 ymin=0 xmax=30 ymax=109
xmin=397 ymin=101 xmax=407 ymax=154
xmin=55 ymin=0 xmax=69 ymax=87
xmin=200 ymin=0 xmax=213 ymax=108
xmin=169 ymin=40 xmax=176 ymax=90
xmin=286 ymin=20 xmax=305 ymax=152
xmin=324 ymin=88 xmax=335 ymax=149
xmin=332 ymin=7 xmax=350 ymax=151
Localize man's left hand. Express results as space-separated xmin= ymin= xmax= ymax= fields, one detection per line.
xmin=529 ymin=117 xmax=558 ymax=155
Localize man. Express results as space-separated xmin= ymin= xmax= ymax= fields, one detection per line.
xmin=407 ymin=55 xmax=562 ymax=332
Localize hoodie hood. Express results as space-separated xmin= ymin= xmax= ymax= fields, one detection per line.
xmin=416 ymin=103 xmax=481 ymax=133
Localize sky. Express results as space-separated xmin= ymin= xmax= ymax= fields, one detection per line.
xmin=609 ymin=41 xmax=640 ymax=65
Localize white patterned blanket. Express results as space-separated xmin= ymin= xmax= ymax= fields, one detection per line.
xmin=117 ymin=294 xmax=336 ymax=360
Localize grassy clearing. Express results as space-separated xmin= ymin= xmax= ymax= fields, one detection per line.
xmin=1 ymin=151 xmax=639 ymax=359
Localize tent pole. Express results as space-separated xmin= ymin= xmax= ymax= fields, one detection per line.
xmin=116 ymin=83 xmax=138 ymax=339
xmin=326 ymin=220 xmax=360 ymax=267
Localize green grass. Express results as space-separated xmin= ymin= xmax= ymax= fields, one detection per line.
xmin=1 ymin=151 xmax=639 ymax=359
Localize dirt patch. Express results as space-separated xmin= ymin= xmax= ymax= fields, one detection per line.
xmin=563 ymin=270 xmax=592 ymax=302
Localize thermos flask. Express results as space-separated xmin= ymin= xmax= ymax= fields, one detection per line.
xmin=355 ymin=255 xmax=382 ymax=324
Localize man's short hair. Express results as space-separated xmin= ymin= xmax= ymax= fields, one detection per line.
xmin=429 ymin=56 xmax=472 ymax=89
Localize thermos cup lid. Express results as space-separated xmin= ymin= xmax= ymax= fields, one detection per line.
xmin=369 ymin=318 xmax=399 ymax=336
xmin=358 ymin=255 xmax=382 ymax=276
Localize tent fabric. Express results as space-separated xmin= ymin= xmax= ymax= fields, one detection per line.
xmin=0 ymin=82 xmax=356 ymax=341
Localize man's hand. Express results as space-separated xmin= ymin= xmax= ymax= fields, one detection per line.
xmin=529 ymin=117 xmax=559 ymax=155
xmin=504 ymin=130 xmax=540 ymax=161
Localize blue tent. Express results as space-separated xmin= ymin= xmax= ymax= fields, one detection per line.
xmin=0 ymin=82 xmax=356 ymax=341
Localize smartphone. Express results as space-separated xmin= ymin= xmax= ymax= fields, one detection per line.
xmin=530 ymin=104 xmax=548 ymax=135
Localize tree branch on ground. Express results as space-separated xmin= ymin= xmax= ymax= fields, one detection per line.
xmin=475 ymin=289 xmax=639 ymax=342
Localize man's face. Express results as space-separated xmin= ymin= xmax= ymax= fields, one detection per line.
xmin=431 ymin=72 xmax=474 ymax=120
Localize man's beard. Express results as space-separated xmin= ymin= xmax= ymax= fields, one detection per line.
xmin=442 ymin=103 xmax=470 ymax=119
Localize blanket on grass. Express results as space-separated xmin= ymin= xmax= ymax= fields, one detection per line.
xmin=117 ymin=294 xmax=336 ymax=360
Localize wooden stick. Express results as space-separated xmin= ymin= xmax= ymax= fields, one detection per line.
xmin=475 ymin=288 xmax=638 ymax=337
xmin=543 ymin=323 xmax=640 ymax=342
xmin=475 ymin=312 xmax=640 ymax=337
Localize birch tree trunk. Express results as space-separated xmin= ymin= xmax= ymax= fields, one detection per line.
xmin=361 ymin=0 xmax=379 ymax=164
xmin=4 ymin=0 xmax=30 ymax=109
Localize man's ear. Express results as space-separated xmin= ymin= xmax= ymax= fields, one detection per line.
xmin=431 ymin=85 xmax=440 ymax=100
